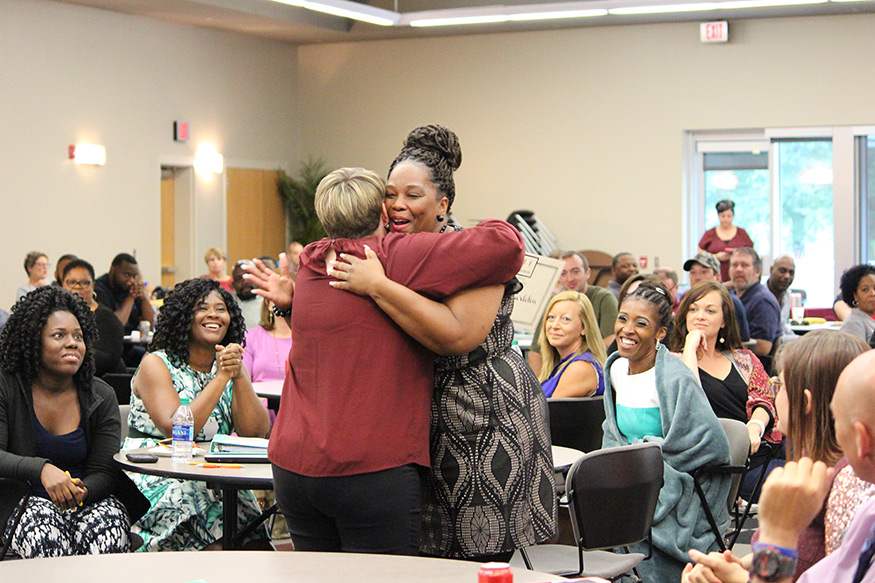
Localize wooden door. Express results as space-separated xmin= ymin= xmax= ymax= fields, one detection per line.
xmin=226 ymin=169 xmax=285 ymax=268
xmin=160 ymin=172 xmax=175 ymax=289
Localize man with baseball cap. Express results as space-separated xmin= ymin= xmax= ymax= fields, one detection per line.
xmin=683 ymin=251 xmax=750 ymax=342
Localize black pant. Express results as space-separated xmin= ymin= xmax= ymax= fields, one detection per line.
xmin=272 ymin=463 xmax=422 ymax=555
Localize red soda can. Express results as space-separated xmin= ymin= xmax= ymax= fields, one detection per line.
xmin=478 ymin=562 xmax=513 ymax=583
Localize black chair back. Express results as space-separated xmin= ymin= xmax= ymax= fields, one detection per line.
xmin=547 ymin=397 xmax=606 ymax=453
xmin=101 ymin=372 xmax=134 ymax=405
xmin=567 ymin=442 xmax=664 ymax=551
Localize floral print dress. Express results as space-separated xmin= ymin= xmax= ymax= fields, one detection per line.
xmin=122 ymin=350 xmax=265 ymax=551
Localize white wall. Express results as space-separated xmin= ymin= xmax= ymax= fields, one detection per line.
xmin=297 ymin=14 xmax=875 ymax=275
xmin=0 ymin=0 xmax=299 ymax=309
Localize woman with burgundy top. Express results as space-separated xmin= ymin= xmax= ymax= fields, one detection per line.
xmin=244 ymin=167 xmax=524 ymax=555
xmin=698 ymin=199 xmax=754 ymax=282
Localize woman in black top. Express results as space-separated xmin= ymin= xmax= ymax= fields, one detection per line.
xmin=0 ymin=287 xmax=146 ymax=558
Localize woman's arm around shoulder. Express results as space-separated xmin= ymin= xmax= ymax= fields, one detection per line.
xmin=550 ymin=359 xmax=600 ymax=398
xmin=330 ymin=246 xmax=504 ymax=355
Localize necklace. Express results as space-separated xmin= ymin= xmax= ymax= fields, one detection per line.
xmin=272 ymin=333 xmax=283 ymax=376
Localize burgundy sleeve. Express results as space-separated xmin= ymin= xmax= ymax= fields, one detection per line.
xmin=698 ymin=228 xmax=715 ymax=251
xmin=381 ymin=219 xmax=525 ymax=299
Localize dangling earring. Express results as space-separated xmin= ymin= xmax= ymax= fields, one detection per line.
xmin=719 ymin=336 xmax=725 ymax=344
xmin=436 ymin=214 xmax=445 ymax=222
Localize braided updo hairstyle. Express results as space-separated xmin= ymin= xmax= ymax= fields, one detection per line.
xmin=621 ymin=280 xmax=673 ymax=331
xmin=0 ymin=286 xmax=97 ymax=391
xmin=388 ymin=124 xmax=462 ymax=211
xmin=150 ymin=278 xmax=247 ymax=369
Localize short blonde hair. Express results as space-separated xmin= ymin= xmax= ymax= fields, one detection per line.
xmin=204 ymin=247 xmax=226 ymax=264
xmin=315 ymin=168 xmax=385 ymax=240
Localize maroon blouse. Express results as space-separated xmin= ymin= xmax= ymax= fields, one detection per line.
xmin=698 ymin=227 xmax=754 ymax=282
xmin=267 ymin=220 xmax=525 ymax=477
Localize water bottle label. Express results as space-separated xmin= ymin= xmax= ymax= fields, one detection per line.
xmin=172 ymin=424 xmax=193 ymax=442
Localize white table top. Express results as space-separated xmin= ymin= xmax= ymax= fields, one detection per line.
xmin=115 ymin=449 xmax=273 ymax=488
xmin=0 ymin=551 xmax=564 ymax=583
xmin=551 ymin=445 xmax=584 ymax=469
xmin=790 ymin=321 xmax=843 ymax=334
xmin=254 ymin=379 xmax=284 ymax=398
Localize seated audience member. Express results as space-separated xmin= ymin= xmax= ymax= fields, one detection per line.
xmin=767 ymin=255 xmax=800 ymax=343
xmin=0 ymin=287 xmax=148 ymax=558
xmin=243 ymin=299 xmax=292 ymax=383
xmin=753 ymin=331 xmax=869 ymax=579
xmin=16 ymin=251 xmax=50 ymax=300
xmin=231 ymin=260 xmax=263 ymax=329
xmin=62 ymin=259 xmax=126 ymax=377
xmin=604 ymin=281 xmax=730 ymax=581
xmin=606 ymin=251 xmax=639 ymax=299
xmin=200 ymin=247 xmax=233 ymax=292
xmin=834 ymin=295 xmax=852 ymax=321
xmin=730 ymin=248 xmax=780 ymax=366
xmin=94 ymin=254 xmax=156 ymax=367
xmin=286 ymin=241 xmax=304 ymax=274
xmin=684 ymin=252 xmax=750 ymax=342
xmin=606 ymin=274 xmax=673 ymax=354
xmin=838 ymin=264 xmax=875 ymax=342
xmin=682 ymin=349 xmax=875 ymax=583
xmin=671 ymin=281 xmax=782 ymax=502
xmin=259 ymin=255 xmax=278 ymax=270
xmin=654 ymin=266 xmax=680 ymax=312
xmin=52 ymin=254 xmax=78 ymax=287
xmin=528 ymin=250 xmax=618 ymax=374
xmin=538 ymin=290 xmax=606 ymax=398
xmin=123 ymin=278 xmax=270 ymax=551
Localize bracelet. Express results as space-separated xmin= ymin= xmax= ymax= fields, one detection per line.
xmin=271 ymin=304 xmax=292 ymax=318
xmin=748 ymin=418 xmax=766 ymax=438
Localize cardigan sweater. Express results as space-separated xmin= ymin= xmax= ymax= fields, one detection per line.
xmin=0 ymin=371 xmax=148 ymax=531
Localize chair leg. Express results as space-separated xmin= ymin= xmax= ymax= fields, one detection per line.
xmin=518 ymin=547 xmax=534 ymax=570
xmin=692 ymin=472 xmax=726 ymax=552
xmin=728 ymin=447 xmax=777 ymax=549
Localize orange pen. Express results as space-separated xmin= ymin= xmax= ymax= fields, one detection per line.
xmin=189 ymin=463 xmax=243 ymax=469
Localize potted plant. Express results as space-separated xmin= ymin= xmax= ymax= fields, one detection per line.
xmin=278 ymin=158 xmax=329 ymax=245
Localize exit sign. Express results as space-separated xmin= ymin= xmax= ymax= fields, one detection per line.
xmin=701 ymin=21 xmax=729 ymax=43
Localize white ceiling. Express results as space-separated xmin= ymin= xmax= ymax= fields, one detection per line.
xmin=49 ymin=0 xmax=875 ymax=44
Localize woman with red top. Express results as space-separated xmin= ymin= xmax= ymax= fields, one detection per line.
xmin=200 ymin=247 xmax=233 ymax=293
xmin=698 ymin=199 xmax=754 ymax=282
xmin=243 ymin=167 xmax=524 ymax=555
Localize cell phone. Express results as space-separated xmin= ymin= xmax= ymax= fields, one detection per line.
xmin=126 ymin=453 xmax=159 ymax=463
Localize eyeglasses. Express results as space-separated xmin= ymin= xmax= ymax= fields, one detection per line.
xmin=64 ymin=279 xmax=93 ymax=289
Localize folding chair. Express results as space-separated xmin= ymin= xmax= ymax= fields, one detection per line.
xmin=690 ymin=418 xmax=750 ymax=552
xmin=0 ymin=479 xmax=31 ymax=561
xmin=547 ymin=397 xmax=606 ymax=454
xmin=515 ymin=442 xmax=664 ymax=581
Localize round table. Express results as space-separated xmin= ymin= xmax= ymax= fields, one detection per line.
xmin=0 ymin=551 xmax=561 ymax=582
xmin=115 ymin=449 xmax=272 ymax=550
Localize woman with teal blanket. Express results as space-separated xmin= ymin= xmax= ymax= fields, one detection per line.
xmin=603 ymin=281 xmax=731 ymax=581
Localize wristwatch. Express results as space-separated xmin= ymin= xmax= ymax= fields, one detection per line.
xmin=750 ymin=542 xmax=798 ymax=581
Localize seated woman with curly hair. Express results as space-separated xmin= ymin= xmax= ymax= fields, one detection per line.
xmin=0 ymin=287 xmax=148 ymax=558
xmin=122 ymin=278 xmax=270 ymax=551
xmin=838 ymin=263 xmax=875 ymax=343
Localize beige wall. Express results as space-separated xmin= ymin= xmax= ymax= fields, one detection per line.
xmin=297 ymin=14 xmax=875 ymax=274
xmin=1 ymin=0 xmax=299 ymax=309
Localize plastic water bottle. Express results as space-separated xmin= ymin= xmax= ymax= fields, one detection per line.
xmin=171 ymin=398 xmax=195 ymax=463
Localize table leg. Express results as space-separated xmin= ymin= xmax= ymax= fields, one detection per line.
xmin=222 ymin=488 xmax=238 ymax=550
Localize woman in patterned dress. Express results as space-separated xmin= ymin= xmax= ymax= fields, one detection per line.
xmin=330 ymin=125 xmax=557 ymax=561
xmin=0 ymin=286 xmax=148 ymax=558
xmin=122 ymin=278 xmax=270 ymax=551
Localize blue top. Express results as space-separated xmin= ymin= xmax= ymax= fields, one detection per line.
xmin=736 ymin=282 xmax=781 ymax=343
xmin=541 ymin=351 xmax=604 ymax=398
xmin=31 ymin=411 xmax=87 ymax=499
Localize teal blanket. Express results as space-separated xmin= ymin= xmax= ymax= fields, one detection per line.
xmin=602 ymin=347 xmax=731 ymax=580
